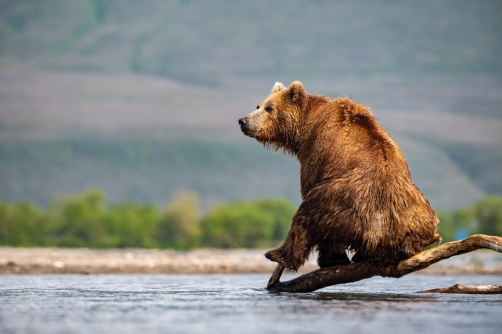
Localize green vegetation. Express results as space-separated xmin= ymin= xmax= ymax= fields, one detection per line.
xmin=200 ymin=199 xmax=294 ymax=248
xmin=437 ymin=196 xmax=502 ymax=243
xmin=0 ymin=190 xmax=296 ymax=249
xmin=1 ymin=190 xmax=500 ymax=249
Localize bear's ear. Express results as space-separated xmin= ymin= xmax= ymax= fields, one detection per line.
xmin=271 ymin=82 xmax=285 ymax=93
xmin=287 ymin=81 xmax=305 ymax=103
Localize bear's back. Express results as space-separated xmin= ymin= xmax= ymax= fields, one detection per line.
xmin=300 ymin=98 xmax=409 ymax=197
xmin=299 ymin=97 xmax=438 ymax=259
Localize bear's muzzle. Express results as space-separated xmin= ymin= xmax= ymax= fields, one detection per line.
xmin=238 ymin=117 xmax=250 ymax=135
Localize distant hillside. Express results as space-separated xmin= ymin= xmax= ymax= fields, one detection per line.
xmin=0 ymin=1 xmax=501 ymax=210
xmin=1 ymin=64 xmax=500 ymax=210
xmin=1 ymin=0 xmax=501 ymax=85
xmin=0 ymin=136 xmax=301 ymax=208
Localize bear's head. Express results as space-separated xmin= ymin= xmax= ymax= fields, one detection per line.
xmin=238 ymin=81 xmax=306 ymax=153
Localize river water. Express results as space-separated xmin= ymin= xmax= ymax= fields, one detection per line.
xmin=0 ymin=274 xmax=501 ymax=334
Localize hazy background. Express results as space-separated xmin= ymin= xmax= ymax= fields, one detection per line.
xmin=1 ymin=0 xmax=501 ymax=211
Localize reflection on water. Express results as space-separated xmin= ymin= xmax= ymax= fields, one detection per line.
xmin=0 ymin=274 xmax=501 ymax=334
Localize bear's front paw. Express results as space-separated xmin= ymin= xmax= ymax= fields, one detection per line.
xmin=264 ymin=249 xmax=281 ymax=263
xmin=264 ymin=248 xmax=302 ymax=271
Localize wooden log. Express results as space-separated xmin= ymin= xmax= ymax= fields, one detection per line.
xmin=420 ymin=284 xmax=502 ymax=294
xmin=266 ymin=234 xmax=502 ymax=293
xmin=267 ymin=263 xmax=284 ymax=289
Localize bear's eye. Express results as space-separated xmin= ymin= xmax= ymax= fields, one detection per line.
xmin=265 ymin=106 xmax=273 ymax=113
xmin=256 ymin=105 xmax=260 ymax=109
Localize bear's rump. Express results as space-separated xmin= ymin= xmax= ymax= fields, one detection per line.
xmin=307 ymin=174 xmax=438 ymax=259
xmin=315 ymin=206 xmax=437 ymax=260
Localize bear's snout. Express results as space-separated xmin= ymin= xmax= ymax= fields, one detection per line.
xmin=238 ymin=117 xmax=248 ymax=131
xmin=239 ymin=116 xmax=259 ymax=138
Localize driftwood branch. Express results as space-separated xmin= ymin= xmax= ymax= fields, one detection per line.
xmin=267 ymin=263 xmax=284 ymax=289
xmin=420 ymin=284 xmax=502 ymax=294
xmin=266 ymin=234 xmax=502 ymax=293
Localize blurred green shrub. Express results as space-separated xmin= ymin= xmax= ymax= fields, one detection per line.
xmin=105 ymin=201 xmax=160 ymax=248
xmin=473 ymin=196 xmax=502 ymax=236
xmin=201 ymin=198 xmax=295 ymax=248
xmin=201 ymin=202 xmax=271 ymax=248
xmin=47 ymin=190 xmax=107 ymax=247
xmin=156 ymin=191 xmax=201 ymax=249
xmin=436 ymin=196 xmax=502 ymax=242
xmin=0 ymin=190 xmax=500 ymax=249
xmin=0 ymin=201 xmax=47 ymax=246
xmin=436 ymin=211 xmax=455 ymax=243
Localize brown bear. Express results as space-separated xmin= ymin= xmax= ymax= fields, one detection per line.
xmin=238 ymin=81 xmax=440 ymax=271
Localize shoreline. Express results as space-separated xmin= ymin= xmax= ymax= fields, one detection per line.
xmin=1 ymin=247 xmax=501 ymax=275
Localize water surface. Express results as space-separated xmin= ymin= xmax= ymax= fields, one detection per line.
xmin=0 ymin=274 xmax=501 ymax=334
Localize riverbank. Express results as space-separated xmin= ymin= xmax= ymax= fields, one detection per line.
xmin=1 ymin=247 xmax=501 ymax=275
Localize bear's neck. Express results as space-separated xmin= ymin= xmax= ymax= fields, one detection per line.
xmin=296 ymin=96 xmax=331 ymax=198
xmin=279 ymin=95 xmax=327 ymax=155
xmin=296 ymin=94 xmax=331 ymax=155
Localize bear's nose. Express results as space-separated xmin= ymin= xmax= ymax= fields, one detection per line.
xmin=238 ymin=118 xmax=247 ymax=127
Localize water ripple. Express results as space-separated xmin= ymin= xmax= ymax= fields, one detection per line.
xmin=0 ymin=274 xmax=501 ymax=334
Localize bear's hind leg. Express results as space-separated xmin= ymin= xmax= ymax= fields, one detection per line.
xmin=399 ymin=233 xmax=434 ymax=260
xmin=351 ymin=251 xmax=382 ymax=263
xmin=317 ymin=244 xmax=350 ymax=268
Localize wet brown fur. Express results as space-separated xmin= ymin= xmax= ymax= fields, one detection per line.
xmin=239 ymin=82 xmax=440 ymax=271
